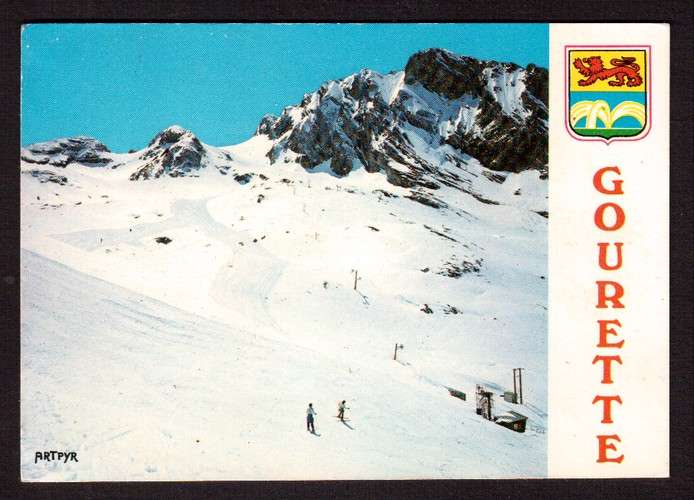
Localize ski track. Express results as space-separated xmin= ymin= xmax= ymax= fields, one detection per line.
xmin=52 ymin=195 xmax=289 ymax=338
xmin=209 ymin=237 xmax=288 ymax=337
xmin=53 ymin=197 xmax=241 ymax=250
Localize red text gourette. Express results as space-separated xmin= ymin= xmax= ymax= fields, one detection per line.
xmin=592 ymin=165 xmax=626 ymax=463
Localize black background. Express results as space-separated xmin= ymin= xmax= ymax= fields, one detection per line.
xmin=1 ymin=1 xmax=692 ymax=498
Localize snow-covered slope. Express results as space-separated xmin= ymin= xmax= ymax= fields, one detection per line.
xmin=20 ymin=48 xmax=548 ymax=480
xmin=22 ymin=248 xmax=545 ymax=480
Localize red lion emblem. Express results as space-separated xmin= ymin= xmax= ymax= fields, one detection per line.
xmin=573 ymin=56 xmax=643 ymax=87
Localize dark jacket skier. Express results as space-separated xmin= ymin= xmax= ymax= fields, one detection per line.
xmin=306 ymin=403 xmax=317 ymax=433
xmin=337 ymin=400 xmax=348 ymax=421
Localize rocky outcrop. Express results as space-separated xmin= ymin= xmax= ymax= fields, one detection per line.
xmin=403 ymin=49 xmax=548 ymax=174
xmin=256 ymin=114 xmax=279 ymax=139
xmin=24 ymin=169 xmax=69 ymax=185
xmin=256 ymin=48 xmax=548 ymax=188
xmin=21 ymin=137 xmax=112 ymax=167
xmin=130 ymin=126 xmax=207 ymax=180
xmin=404 ymin=50 xmax=492 ymax=100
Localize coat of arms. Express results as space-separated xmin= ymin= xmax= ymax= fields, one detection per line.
xmin=566 ymin=46 xmax=650 ymax=142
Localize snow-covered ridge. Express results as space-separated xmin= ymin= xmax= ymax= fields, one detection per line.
xmin=19 ymin=54 xmax=549 ymax=217
xmin=258 ymin=48 xmax=548 ymax=183
xmin=21 ymin=49 xmax=547 ymax=193
xmin=20 ymin=126 xmax=237 ymax=182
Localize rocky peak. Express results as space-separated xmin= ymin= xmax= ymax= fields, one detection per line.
xmin=21 ymin=136 xmax=112 ymax=167
xmin=256 ymin=115 xmax=279 ymax=138
xmin=130 ymin=126 xmax=207 ymax=180
xmin=404 ymin=48 xmax=497 ymax=100
xmin=256 ymin=48 xmax=548 ymax=189
xmin=146 ymin=125 xmax=197 ymax=149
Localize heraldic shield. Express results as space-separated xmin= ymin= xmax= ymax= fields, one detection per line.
xmin=567 ymin=46 xmax=650 ymax=142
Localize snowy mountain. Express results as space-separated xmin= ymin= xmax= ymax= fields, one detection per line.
xmin=259 ymin=48 xmax=547 ymax=185
xmin=129 ymin=125 xmax=234 ymax=180
xmin=20 ymin=49 xmax=548 ymax=480
xmin=21 ymin=49 xmax=548 ymax=193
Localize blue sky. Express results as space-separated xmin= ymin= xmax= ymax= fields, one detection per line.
xmin=22 ymin=23 xmax=548 ymax=152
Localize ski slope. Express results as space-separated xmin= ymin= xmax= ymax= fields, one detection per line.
xmin=21 ymin=132 xmax=548 ymax=480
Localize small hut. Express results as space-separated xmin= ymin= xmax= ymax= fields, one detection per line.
xmin=495 ymin=410 xmax=528 ymax=433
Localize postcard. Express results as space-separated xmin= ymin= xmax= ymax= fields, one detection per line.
xmin=18 ymin=23 xmax=669 ymax=480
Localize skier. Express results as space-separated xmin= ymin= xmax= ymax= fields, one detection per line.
xmin=337 ymin=400 xmax=349 ymax=421
xmin=306 ymin=403 xmax=317 ymax=433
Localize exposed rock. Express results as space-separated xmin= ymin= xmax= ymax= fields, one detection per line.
xmin=468 ymin=192 xmax=500 ymax=205
xmin=373 ymin=189 xmax=398 ymax=198
xmin=256 ymin=48 xmax=548 ymax=190
xmin=423 ymin=224 xmax=457 ymax=242
xmin=404 ymin=49 xmax=493 ymax=100
xmin=438 ymin=257 xmax=483 ymax=278
xmin=24 ymin=169 xmax=69 ymax=185
xmin=482 ymin=170 xmax=507 ymax=183
xmin=443 ymin=305 xmax=462 ymax=315
xmin=130 ymin=126 xmax=206 ymax=180
xmin=255 ymin=114 xmax=279 ymax=139
xmin=21 ymin=137 xmax=112 ymax=167
xmin=234 ymin=173 xmax=254 ymax=184
xmin=405 ymin=191 xmax=447 ymax=210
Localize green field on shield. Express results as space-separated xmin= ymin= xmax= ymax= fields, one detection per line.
xmin=573 ymin=128 xmax=643 ymax=138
